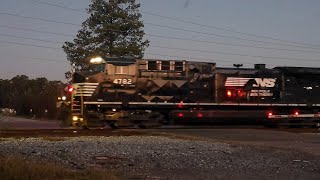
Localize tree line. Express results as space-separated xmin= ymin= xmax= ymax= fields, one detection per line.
xmin=0 ymin=75 xmax=66 ymax=119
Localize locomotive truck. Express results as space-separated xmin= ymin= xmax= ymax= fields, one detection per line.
xmin=60 ymin=56 xmax=320 ymax=128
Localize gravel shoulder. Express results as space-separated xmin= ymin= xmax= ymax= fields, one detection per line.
xmin=1 ymin=135 xmax=319 ymax=180
xmin=152 ymin=129 xmax=320 ymax=156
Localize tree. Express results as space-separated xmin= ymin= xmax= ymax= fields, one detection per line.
xmin=63 ymin=0 xmax=149 ymax=76
xmin=0 ymin=75 xmax=66 ymax=119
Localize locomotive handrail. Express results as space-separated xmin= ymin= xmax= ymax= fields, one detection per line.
xmin=74 ymin=83 xmax=99 ymax=85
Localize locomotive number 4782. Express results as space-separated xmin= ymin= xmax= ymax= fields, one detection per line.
xmin=113 ymin=78 xmax=132 ymax=85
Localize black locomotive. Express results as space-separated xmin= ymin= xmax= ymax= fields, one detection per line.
xmin=63 ymin=57 xmax=320 ymax=128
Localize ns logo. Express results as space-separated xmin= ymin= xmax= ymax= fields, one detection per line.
xmin=252 ymin=78 xmax=276 ymax=88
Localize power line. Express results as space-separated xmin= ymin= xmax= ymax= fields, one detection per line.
xmin=146 ymin=34 xmax=320 ymax=54
xmin=5 ymin=52 xmax=245 ymax=65
xmin=1 ymin=25 xmax=319 ymax=54
xmin=0 ymin=40 xmax=225 ymax=64
xmin=145 ymin=22 xmax=320 ymax=50
xmin=2 ymin=34 xmax=319 ymax=63
xmin=2 ymin=31 xmax=320 ymax=64
xmin=141 ymin=11 xmax=320 ymax=48
xmin=2 ymin=11 xmax=320 ymax=52
xmin=151 ymin=45 xmax=320 ymax=62
xmin=29 ymin=0 xmax=85 ymax=12
xmin=0 ymin=24 xmax=74 ymax=37
xmin=0 ymin=13 xmax=134 ymax=34
xmin=2 ymin=11 xmax=320 ymax=51
xmin=28 ymin=0 xmax=320 ymax=48
xmin=0 ymin=12 xmax=81 ymax=27
xmin=0 ymin=40 xmax=61 ymax=50
xmin=8 ymin=56 xmax=65 ymax=63
xmin=0 ymin=39 xmax=246 ymax=64
xmin=0 ymin=33 xmax=63 ymax=44
xmin=0 ymin=7 xmax=319 ymax=64
xmin=0 ymin=39 xmax=316 ymax=67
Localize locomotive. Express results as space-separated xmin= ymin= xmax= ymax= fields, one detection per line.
xmin=61 ymin=56 xmax=320 ymax=128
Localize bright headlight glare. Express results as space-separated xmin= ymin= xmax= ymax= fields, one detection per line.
xmin=72 ymin=116 xmax=78 ymax=121
xmin=90 ymin=57 xmax=103 ymax=64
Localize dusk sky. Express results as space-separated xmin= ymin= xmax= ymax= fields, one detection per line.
xmin=1 ymin=0 xmax=320 ymax=81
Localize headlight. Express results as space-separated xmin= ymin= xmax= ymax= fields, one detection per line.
xmin=72 ymin=116 xmax=78 ymax=121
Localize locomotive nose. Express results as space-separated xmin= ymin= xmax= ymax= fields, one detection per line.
xmin=72 ymin=72 xmax=86 ymax=83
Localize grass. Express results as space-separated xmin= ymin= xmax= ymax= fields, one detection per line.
xmin=147 ymin=131 xmax=213 ymax=142
xmin=0 ymin=156 xmax=120 ymax=180
xmin=41 ymin=136 xmax=67 ymax=141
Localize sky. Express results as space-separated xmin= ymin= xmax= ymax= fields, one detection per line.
xmin=1 ymin=0 xmax=320 ymax=81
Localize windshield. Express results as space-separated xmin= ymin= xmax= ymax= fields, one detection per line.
xmin=89 ymin=64 xmax=105 ymax=73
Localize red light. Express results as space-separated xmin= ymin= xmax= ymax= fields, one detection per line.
xmin=197 ymin=113 xmax=203 ymax=118
xmin=177 ymin=113 xmax=184 ymax=117
xmin=268 ymin=112 xmax=273 ymax=116
xmin=294 ymin=111 xmax=299 ymax=115
xmin=68 ymin=86 xmax=73 ymax=93
xmin=178 ymin=101 xmax=184 ymax=108
xmin=227 ymin=90 xmax=232 ymax=97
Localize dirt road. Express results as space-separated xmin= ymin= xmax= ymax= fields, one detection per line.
xmin=0 ymin=116 xmax=61 ymax=129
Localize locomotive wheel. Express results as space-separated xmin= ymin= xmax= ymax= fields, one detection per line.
xmin=309 ymin=121 xmax=320 ymax=128
xmin=134 ymin=112 xmax=164 ymax=128
xmin=106 ymin=121 xmax=118 ymax=129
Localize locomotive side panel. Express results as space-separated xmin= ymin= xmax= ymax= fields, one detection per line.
xmin=88 ymin=61 xmax=140 ymax=103
xmin=277 ymin=67 xmax=320 ymax=104
xmin=215 ymin=71 xmax=282 ymax=103
xmin=131 ymin=60 xmax=215 ymax=103
xmin=136 ymin=59 xmax=189 ymax=103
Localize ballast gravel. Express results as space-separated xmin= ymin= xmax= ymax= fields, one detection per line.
xmin=0 ymin=136 xmax=319 ymax=180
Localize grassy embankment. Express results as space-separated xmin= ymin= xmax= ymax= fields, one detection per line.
xmin=0 ymin=156 xmax=120 ymax=180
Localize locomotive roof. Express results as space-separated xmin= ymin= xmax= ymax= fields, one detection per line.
xmin=144 ymin=59 xmax=187 ymax=61
xmin=104 ymin=58 xmax=188 ymax=65
xmin=215 ymin=67 xmax=271 ymax=75
xmin=104 ymin=57 xmax=136 ymax=65
xmin=273 ymin=66 xmax=320 ymax=74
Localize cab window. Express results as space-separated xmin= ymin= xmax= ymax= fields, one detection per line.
xmin=89 ymin=64 xmax=105 ymax=72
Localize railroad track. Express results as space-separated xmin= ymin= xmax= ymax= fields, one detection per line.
xmin=0 ymin=125 xmax=319 ymax=138
xmin=0 ymin=128 xmax=146 ymax=138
